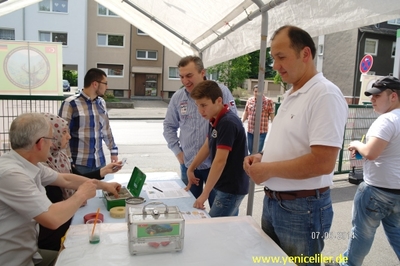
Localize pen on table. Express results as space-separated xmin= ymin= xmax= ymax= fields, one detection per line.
xmin=153 ymin=186 xmax=163 ymax=193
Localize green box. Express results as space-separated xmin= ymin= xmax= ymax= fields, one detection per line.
xmin=102 ymin=167 xmax=147 ymax=211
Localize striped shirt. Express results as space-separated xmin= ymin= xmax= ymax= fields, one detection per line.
xmin=58 ymin=92 xmax=118 ymax=168
xmin=244 ymin=96 xmax=274 ymax=134
xmin=163 ymin=83 xmax=237 ymax=169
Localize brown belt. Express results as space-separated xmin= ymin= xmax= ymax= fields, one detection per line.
xmin=264 ymin=187 xmax=329 ymax=200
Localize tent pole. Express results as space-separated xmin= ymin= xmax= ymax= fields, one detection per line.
xmin=246 ymin=0 xmax=269 ymax=216
xmin=394 ymin=29 xmax=400 ymax=79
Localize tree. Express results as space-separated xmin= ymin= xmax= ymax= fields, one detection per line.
xmin=207 ymin=54 xmax=251 ymax=90
xmin=248 ymin=48 xmax=275 ymax=79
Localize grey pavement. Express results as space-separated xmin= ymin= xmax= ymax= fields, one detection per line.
xmin=107 ymin=100 xmax=398 ymax=265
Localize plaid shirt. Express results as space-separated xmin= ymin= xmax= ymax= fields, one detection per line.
xmin=244 ymin=96 xmax=274 ymax=134
xmin=58 ymin=92 xmax=118 ymax=168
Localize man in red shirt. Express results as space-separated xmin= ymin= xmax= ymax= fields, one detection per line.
xmin=242 ymin=85 xmax=275 ymax=154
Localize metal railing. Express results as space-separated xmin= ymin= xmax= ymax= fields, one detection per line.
xmin=0 ymin=95 xmax=66 ymax=155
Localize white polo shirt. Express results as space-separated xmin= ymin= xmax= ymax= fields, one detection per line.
xmin=261 ymin=73 xmax=348 ymax=191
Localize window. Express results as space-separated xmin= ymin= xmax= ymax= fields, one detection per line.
xmin=168 ymin=67 xmax=179 ymax=79
xmin=137 ymin=29 xmax=148 ymax=36
xmin=388 ymin=18 xmax=400 ymax=25
xmin=136 ymin=50 xmax=157 ymax=60
xmin=318 ymin=44 xmax=324 ymax=55
xmin=0 ymin=28 xmax=15 ymax=40
xmin=97 ymin=34 xmax=124 ymax=47
xmin=364 ymin=38 xmax=378 ymax=56
xmin=113 ymin=90 xmax=124 ymax=97
xmin=39 ymin=0 xmax=68 ymax=13
xmin=392 ymin=42 xmax=396 ymax=58
xmin=98 ymin=4 xmax=118 ymax=16
xmin=97 ymin=64 xmax=124 ymax=77
xmin=39 ymin=31 xmax=68 ymax=45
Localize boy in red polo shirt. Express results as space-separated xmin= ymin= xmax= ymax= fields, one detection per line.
xmin=185 ymin=80 xmax=249 ymax=217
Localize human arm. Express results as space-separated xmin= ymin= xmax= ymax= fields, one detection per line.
xmin=244 ymin=145 xmax=340 ymax=184
xmin=241 ymin=109 xmax=249 ymax=123
xmin=193 ymin=148 xmax=229 ymax=209
xmin=163 ymin=95 xmax=183 ymax=159
xmin=348 ymin=137 xmax=388 ymax=160
xmin=34 ymin=180 xmax=97 ymax=229
xmin=98 ymin=99 xmax=119 ymax=160
xmin=50 ymin=173 xmax=121 ymax=196
xmin=185 ymin=139 xmax=210 ymax=191
xmin=72 ymin=161 xmax=123 ymax=180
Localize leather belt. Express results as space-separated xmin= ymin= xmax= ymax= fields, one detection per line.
xmin=374 ymin=186 xmax=400 ymax=195
xmin=264 ymin=187 xmax=329 ymax=200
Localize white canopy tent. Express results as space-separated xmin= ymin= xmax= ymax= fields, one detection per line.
xmin=95 ymin=0 xmax=400 ymax=68
xmin=1 ymin=0 xmax=400 ymax=214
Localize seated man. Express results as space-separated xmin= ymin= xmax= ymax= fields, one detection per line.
xmin=0 ymin=113 xmax=121 ymax=266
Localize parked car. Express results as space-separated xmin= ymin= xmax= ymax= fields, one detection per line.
xmin=63 ymin=79 xmax=70 ymax=92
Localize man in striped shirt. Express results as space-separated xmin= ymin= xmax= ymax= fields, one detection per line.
xmin=163 ymin=56 xmax=237 ymax=207
xmin=59 ymin=68 xmax=118 ymax=174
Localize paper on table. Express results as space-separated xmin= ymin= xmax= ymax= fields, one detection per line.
xmin=145 ymin=181 xmax=191 ymax=199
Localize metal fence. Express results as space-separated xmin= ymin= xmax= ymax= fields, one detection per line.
xmin=0 ymin=95 xmax=66 ymax=155
xmin=0 ymin=96 xmax=378 ymax=175
xmin=275 ymin=102 xmax=377 ymax=175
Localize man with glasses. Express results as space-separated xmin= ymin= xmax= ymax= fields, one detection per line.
xmin=0 ymin=112 xmax=121 ymax=266
xmin=341 ymin=76 xmax=400 ymax=266
xmin=59 ymin=68 xmax=118 ymax=174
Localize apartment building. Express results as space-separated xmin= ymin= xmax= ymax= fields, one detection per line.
xmin=0 ymin=0 xmax=183 ymax=99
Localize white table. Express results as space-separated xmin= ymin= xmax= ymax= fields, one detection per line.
xmin=71 ymin=172 xmax=205 ymax=225
xmin=57 ymin=216 xmax=296 ymax=266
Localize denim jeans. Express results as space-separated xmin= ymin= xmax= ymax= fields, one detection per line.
xmin=74 ymin=164 xmax=103 ymax=175
xmin=180 ymin=164 xmax=216 ymax=208
xmin=247 ymin=132 xmax=267 ymax=154
xmin=341 ymin=182 xmax=400 ymax=266
xmin=208 ymin=189 xmax=245 ymax=217
xmin=261 ymin=188 xmax=333 ymax=266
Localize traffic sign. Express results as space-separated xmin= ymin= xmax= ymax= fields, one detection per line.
xmin=360 ymin=54 xmax=373 ymax=73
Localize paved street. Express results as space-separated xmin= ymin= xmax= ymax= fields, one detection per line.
xmin=103 ymin=118 xmax=398 ymax=265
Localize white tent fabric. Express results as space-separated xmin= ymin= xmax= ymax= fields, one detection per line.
xmin=0 ymin=0 xmax=41 ymax=17
xmin=94 ymin=0 xmax=400 ymax=67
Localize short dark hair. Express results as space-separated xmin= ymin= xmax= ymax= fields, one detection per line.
xmin=178 ymin=56 xmax=204 ymax=73
xmin=271 ymin=25 xmax=316 ymax=59
xmin=84 ymin=68 xmax=107 ymax=88
xmin=190 ymin=80 xmax=222 ymax=103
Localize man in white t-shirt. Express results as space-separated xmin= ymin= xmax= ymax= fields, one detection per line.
xmin=341 ymin=76 xmax=400 ymax=265
xmin=243 ymin=25 xmax=348 ymax=264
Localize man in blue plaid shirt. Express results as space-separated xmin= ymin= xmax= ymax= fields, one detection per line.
xmin=59 ymin=68 xmax=118 ymax=174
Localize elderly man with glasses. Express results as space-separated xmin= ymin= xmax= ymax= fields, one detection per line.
xmin=0 ymin=113 xmax=121 ymax=266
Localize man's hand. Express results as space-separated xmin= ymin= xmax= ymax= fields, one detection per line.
xmin=75 ymin=180 xmax=97 ymax=200
xmin=193 ymin=193 xmax=208 ymax=210
xmin=176 ymin=152 xmax=184 ymax=165
xmin=111 ymin=155 xmax=118 ymax=163
xmin=187 ymin=169 xmax=199 ymax=186
xmin=243 ymin=153 xmax=262 ymax=173
xmin=101 ymin=182 xmax=121 ymax=198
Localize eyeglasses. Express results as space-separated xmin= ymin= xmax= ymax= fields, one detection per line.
xmin=96 ymin=81 xmax=108 ymax=85
xmin=35 ymin=136 xmax=56 ymax=144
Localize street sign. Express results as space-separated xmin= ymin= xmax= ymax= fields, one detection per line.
xmin=360 ymin=54 xmax=373 ymax=73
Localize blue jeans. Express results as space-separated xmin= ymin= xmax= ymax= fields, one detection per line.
xmin=341 ymin=182 xmax=400 ymax=266
xmin=74 ymin=164 xmax=103 ymax=175
xmin=180 ymin=164 xmax=216 ymax=208
xmin=247 ymin=132 xmax=267 ymax=154
xmin=208 ymin=189 xmax=245 ymax=217
xmin=261 ymin=188 xmax=333 ymax=266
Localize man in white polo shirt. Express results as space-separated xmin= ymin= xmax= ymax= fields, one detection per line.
xmin=244 ymin=25 xmax=348 ymax=265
